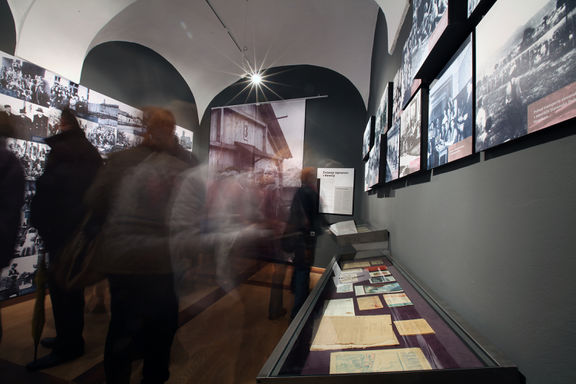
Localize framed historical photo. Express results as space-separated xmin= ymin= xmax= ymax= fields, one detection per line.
xmin=385 ymin=122 xmax=401 ymax=183
xmin=365 ymin=133 xmax=383 ymax=190
xmin=428 ymin=34 xmax=473 ymax=169
xmin=475 ymin=0 xmax=576 ymax=152
xmin=375 ymin=83 xmax=393 ymax=135
xmin=362 ymin=116 xmax=375 ymax=161
xmin=400 ymin=89 xmax=425 ymax=178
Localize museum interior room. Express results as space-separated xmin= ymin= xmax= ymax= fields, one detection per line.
xmin=0 ymin=1 xmax=574 ymax=383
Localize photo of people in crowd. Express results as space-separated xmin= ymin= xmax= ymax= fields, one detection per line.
xmin=428 ymin=35 xmax=473 ymax=169
xmin=476 ymin=0 xmax=576 ymax=152
xmin=400 ymin=90 xmax=423 ymax=178
xmin=386 ymin=122 xmax=400 ymax=182
xmin=401 ymin=0 xmax=449 ymax=107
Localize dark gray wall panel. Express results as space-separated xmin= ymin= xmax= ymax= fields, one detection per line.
xmin=366 ymin=7 xmax=576 ymax=384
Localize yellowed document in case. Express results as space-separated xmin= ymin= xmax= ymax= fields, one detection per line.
xmin=311 ymin=315 xmax=399 ymax=351
xmin=330 ymin=347 xmax=432 ymax=374
xmin=394 ymin=318 xmax=435 ymax=336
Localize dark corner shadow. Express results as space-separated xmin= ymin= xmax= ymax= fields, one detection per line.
xmin=406 ymin=169 xmax=432 ymax=186
xmin=484 ymin=119 xmax=576 ymax=161
xmin=432 ymin=153 xmax=481 ymax=176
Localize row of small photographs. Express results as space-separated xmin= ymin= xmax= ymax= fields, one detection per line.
xmin=365 ymin=0 xmax=576 ymax=191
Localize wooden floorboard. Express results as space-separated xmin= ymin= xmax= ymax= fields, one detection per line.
xmin=0 ymin=261 xmax=324 ymax=384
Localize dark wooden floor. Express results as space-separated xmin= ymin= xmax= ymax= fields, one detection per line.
xmin=0 ymin=259 xmax=322 ymax=383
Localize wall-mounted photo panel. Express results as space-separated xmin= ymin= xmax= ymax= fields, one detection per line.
xmin=400 ymin=90 xmax=423 ymax=178
xmin=117 ymin=100 xmax=144 ymax=150
xmin=401 ymin=0 xmax=450 ymax=107
xmin=362 ymin=116 xmax=374 ymax=161
xmin=385 ymin=122 xmax=401 ymax=183
xmin=476 ymin=0 xmax=576 ymax=152
xmin=375 ymin=83 xmax=393 ymax=135
xmin=6 ymin=138 xmax=49 ymax=180
xmin=392 ymin=69 xmax=403 ymax=126
xmin=210 ymin=99 xmax=305 ymax=188
xmin=365 ymin=133 xmax=383 ymax=190
xmin=0 ymin=48 xmax=196 ymax=302
xmin=428 ymin=35 xmax=473 ymax=169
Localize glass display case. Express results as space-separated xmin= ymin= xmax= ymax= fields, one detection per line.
xmin=258 ymin=240 xmax=525 ymax=383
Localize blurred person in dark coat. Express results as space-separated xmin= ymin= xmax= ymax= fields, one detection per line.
xmin=287 ymin=167 xmax=327 ymax=319
xmin=27 ymin=107 xmax=102 ymax=371
xmin=86 ymin=106 xmax=195 ymax=384
xmin=0 ymin=111 xmax=25 ymax=343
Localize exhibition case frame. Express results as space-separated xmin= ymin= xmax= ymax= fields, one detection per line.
xmin=257 ymin=236 xmax=525 ymax=383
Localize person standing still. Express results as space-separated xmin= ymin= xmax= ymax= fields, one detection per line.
xmin=27 ymin=107 xmax=102 ymax=371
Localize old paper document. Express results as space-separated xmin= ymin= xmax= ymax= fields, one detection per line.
xmin=383 ymin=293 xmax=413 ymax=307
xmin=311 ymin=315 xmax=399 ymax=351
xmin=323 ymin=298 xmax=355 ymax=317
xmin=369 ymin=275 xmax=396 ymax=284
xmin=394 ymin=319 xmax=435 ymax=336
xmin=341 ymin=260 xmax=372 ymax=270
xmin=355 ymin=283 xmax=403 ymax=296
xmin=370 ymin=270 xmax=391 ymax=277
xmin=334 ymin=282 xmax=354 ymax=294
xmin=330 ymin=347 xmax=432 ymax=374
xmin=357 ymin=295 xmax=384 ymax=311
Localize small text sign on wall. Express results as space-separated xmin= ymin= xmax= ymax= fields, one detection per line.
xmin=318 ymin=168 xmax=354 ymax=215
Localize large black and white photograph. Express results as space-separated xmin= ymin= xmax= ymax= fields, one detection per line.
xmin=392 ymin=69 xmax=403 ymax=125
xmin=0 ymin=51 xmax=83 ymax=111
xmin=428 ymin=35 xmax=473 ymax=169
xmin=88 ymin=89 xmax=119 ymax=126
xmin=210 ymin=99 xmax=305 ymax=188
xmin=401 ymin=0 xmax=449 ymax=107
xmin=375 ymin=83 xmax=392 ymax=135
xmin=362 ymin=116 xmax=374 ymax=160
xmin=0 ymin=50 xmax=197 ymax=302
xmin=476 ymin=0 xmax=576 ymax=152
xmin=81 ymin=119 xmax=117 ymax=155
xmin=117 ymin=100 xmax=144 ymax=150
xmin=365 ymin=133 xmax=382 ymax=190
xmin=386 ymin=122 xmax=400 ymax=182
xmin=400 ymin=89 xmax=423 ymax=178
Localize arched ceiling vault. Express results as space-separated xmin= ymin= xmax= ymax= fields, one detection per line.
xmin=7 ymin=0 xmax=409 ymax=121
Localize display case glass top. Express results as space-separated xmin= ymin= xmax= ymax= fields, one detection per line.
xmin=258 ymin=252 xmax=524 ymax=383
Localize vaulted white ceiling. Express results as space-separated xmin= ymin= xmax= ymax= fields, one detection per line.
xmin=7 ymin=0 xmax=408 ymax=120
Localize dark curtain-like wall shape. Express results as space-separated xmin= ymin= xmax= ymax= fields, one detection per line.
xmin=81 ymin=41 xmax=199 ymax=148
xmin=202 ymin=65 xmax=368 ymax=266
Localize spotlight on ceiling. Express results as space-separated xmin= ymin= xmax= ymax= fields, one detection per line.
xmin=250 ymin=72 xmax=263 ymax=85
